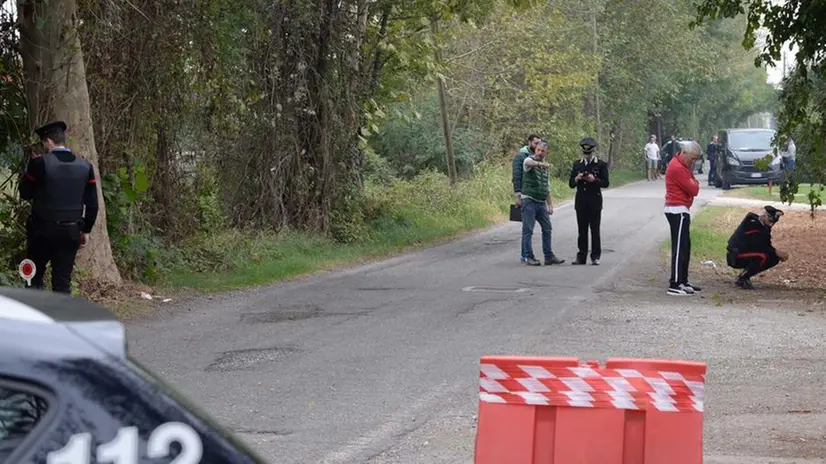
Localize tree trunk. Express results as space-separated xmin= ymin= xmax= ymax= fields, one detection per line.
xmin=18 ymin=0 xmax=123 ymax=287
xmin=432 ymin=20 xmax=457 ymax=185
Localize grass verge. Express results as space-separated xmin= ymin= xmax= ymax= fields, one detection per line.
xmin=610 ymin=168 xmax=646 ymax=187
xmin=159 ymin=166 xmax=643 ymax=293
xmin=723 ymin=183 xmax=819 ymax=202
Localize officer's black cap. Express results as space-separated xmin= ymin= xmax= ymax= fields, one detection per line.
xmin=34 ymin=121 xmax=67 ymax=140
xmin=580 ymin=137 xmax=599 ymax=153
xmin=765 ymin=205 xmax=784 ymax=222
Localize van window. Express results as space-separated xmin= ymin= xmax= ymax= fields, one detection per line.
xmin=0 ymin=384 xmax=49 ymax=462
xmin=728 ymin=131 xmax=774 ymax=151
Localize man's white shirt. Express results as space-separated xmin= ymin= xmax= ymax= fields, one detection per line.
xmin=645 ymin=142 xmax=660 ymax=160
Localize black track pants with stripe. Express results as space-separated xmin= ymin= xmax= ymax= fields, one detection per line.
xmin=666 ymin=212 xmax=691 ymax=286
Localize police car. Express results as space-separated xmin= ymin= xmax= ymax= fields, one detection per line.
xmin=0 ymin=288 xmax=267 ymax=463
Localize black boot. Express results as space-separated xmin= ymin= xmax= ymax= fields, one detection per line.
xmin=735 ymin=274 xmax=755 ymax=290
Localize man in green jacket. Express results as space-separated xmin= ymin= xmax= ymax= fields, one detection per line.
xmin=521 ymin=141 xmax=565 ymax=266
xmin=513 ymin=134 xmax=541 ymax=262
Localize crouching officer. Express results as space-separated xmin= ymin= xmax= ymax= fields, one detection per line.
xmin=18 ymin=121 xmax=99 ymax=293
xmin=568 ymin=137 xmax=609 ymax=265
xmin=726 ymin=205 xmax=789 ymax=290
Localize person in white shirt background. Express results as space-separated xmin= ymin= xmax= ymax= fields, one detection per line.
xmin=644 ymin=135 xmax=661 ymax=181
xmin=783 ymin=138 xmax=796 ymax=173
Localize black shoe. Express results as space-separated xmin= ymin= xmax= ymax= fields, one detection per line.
xmin=545 ymin=255 xmax=565 ymax=265
xmin=591 ymin=258 xmax=600 ymax=266
xmin=684 ymin=282 xmax=701 ymax=292
xmin=572 ymin=258 xmax=587 ymax=265
xmin=667 ymin=283 xmax=694 ymax=296
xmin=735 ymin=278 xmax=755 ymax=290
xmin=525 ymin=257 xmax=541 ymax=266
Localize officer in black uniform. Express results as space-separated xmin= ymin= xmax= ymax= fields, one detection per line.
xmin=18 ymin=121 xmax=99 ymax=293
xmin=726 ymin=205 xmax=789 ymax=290
xmin=568 ymin=137 xmax=609 ymax=265
xmin=706 ymin=135 xmax=719 ymax=186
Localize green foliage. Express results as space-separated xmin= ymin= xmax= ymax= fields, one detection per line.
xmin=0 ymin=0 xmax=786 ymax=296
xmin=101 ymin=160 xmax=166 ymax=281
xmin=694 ymin=0 xmax=823 ymax=210
xmin=374 ymin=93 xmax=489 ymax=178
xmin=165 ymin=164 xmax=515 ymax=291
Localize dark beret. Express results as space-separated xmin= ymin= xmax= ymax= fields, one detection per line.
xmin=580 ymin=137 xmax=598 ymax=153
xmin=765 ymin=205 xmax=784 ymax=222
xmin=34 ymin=121 xmax=67 ymax=139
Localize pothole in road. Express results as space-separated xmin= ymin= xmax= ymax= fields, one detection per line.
xmin=233 ymin=428 xmax=294 ymax=436
xmin=240 ymin=304 xmax=324 ymax=323
xmin=206 ymin=347 xmax=302 ymax=372
xmin=462 ymin=286 xmax=527 ymax=293
xmin=483 ymin=238 xmax=517 ymax=246
xmin=240 ymin=305 xmax=370 ymax=324
xmin=355 ymin=287 xmax=407 ymax=292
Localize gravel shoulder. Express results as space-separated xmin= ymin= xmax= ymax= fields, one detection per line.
xmin=369 ymin=238 xmax=826 ymax=464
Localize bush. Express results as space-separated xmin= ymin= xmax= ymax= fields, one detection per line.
xmin=372 ymin=94 xmax=490 ymax=179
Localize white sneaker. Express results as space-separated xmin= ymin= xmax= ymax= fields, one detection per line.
xmin=667 ymin=283 xmax=695 ymax=296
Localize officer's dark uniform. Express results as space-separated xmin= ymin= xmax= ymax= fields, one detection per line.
xmin=662 ymin=138 xmax=680 ymax=174
xmin=726 ymin=206 xmax=784 ymax=289
xmin=18 ymin=121 xmax=99 ymax=293
xmin=568 ymin=137 xmax=609 ymax=265
xmin=706 ymin=141 xmax=719 ymax=186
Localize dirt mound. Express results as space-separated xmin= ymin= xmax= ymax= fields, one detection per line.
xmin=767 ymin=210 xmax=825 ymax=290
xmin=696 ymin=209 xmax=826 ymax=293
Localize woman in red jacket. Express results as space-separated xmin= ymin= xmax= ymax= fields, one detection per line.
xmin=664 ymin=141 xmax=702 ymax=296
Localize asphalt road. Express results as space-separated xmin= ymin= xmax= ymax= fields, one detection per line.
xmin=127 ymin=176 xmax=826 ymax=463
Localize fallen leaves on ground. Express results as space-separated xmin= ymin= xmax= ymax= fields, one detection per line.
xmin=78 ymin=278 xmax=194 ymax=320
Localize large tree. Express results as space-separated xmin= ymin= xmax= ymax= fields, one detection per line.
xmin=17 ymin=0 xmax=122 ymax=286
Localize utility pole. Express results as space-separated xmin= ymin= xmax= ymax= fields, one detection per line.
xmin=592 ymin=6 xmax=601 ymax=143
xmin=432 ymin=20 xmax=457 ymax=185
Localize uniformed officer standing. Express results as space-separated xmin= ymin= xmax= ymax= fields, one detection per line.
xmin=18 ymin=121 xmax=99 ymax=293
xmin=568 ymin=137 xmax=609 ymax=265
xmin=706 ymin=135 xmax=719 ymax=186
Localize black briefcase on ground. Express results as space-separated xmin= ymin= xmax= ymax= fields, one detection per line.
xmin=509 ymin=204 xmax=522 ymax=222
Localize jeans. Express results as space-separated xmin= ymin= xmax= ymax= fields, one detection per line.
xmin=785 ymin=158 xmax=795 ymax=172
xmin=521 ymin=198 xmax=553 ymax=260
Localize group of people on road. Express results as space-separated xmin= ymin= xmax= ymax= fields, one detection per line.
xmin=512 ymin=134 xmax=609 ymax=267
xmin=652 ymin=133 xmax=796 ymax=189
xmin=512 ymin=134 xmax=790 ymax=293
xmin=643 ymin=134 xmax=695 ymax=181
xmin=18 ymin=120 xmax=792 ymax=296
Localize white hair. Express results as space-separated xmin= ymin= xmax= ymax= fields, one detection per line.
xmin=680 ymin=141 xmax=702 ymax=156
